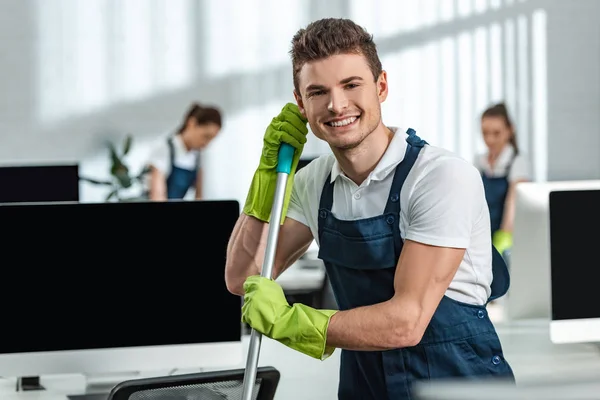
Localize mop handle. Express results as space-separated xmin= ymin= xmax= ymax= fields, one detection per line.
xmin=261 ymin=143 xmax=295 ymax=279
xmin=241 ymin=143 xmax=295 ymax=400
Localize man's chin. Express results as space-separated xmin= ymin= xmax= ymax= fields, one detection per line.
xmin=330 ymin=136 xmax=364 ymax=151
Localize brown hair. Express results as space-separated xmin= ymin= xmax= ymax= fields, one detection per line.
xmin=289 ymin=18 xmax=382 ymax=94
xmin=176 ymin=103 xmax=222 ymax=134
xmin=482 ymin=102 xmax=519 ymax=155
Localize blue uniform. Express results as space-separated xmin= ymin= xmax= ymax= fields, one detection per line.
xmin=481 ymin=155 xmax=515 ymax=234
xmin=165 ymin=137 xmax=199 ymax=199
xmin=317 ymin=129 xmax=514 ymax=399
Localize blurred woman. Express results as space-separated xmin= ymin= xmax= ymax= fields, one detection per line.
xmin=146 ymin=103 xmax=222 ymax=200
xmin=474 ymin=103 xmax=530 ymax=258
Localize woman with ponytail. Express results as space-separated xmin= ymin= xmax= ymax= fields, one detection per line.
xmin=146 ymin=102 xmax=222 ymax=200
xmin=474 ymin=103 xmax=530 ymax=260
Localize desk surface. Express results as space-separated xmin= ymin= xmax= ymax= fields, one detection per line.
xmin=1 ymin=319 xmax=599 ymax=400
xmin=276 ymin=257 xmax=326 ymax=292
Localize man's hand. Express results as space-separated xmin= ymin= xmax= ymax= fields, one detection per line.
xmin=242 ymin=275 xmax=337 ymax=360
xmin=243 ymin=103 xmax=308 ymax=223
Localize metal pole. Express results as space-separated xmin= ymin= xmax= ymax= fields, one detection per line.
xmin=241 ymin=144 xmax=294 ymax=400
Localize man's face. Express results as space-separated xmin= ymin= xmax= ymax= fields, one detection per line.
xmin=294 ymin=53 xmax=388 ymax=151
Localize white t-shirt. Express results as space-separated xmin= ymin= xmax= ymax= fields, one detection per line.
xmin=146 ymin=134 xmax=202 ymax=177
xmin=145 ymin=134 xmax=202 ymax=197
xmin=473 ymin=145 xmax=530 ymax=183
xmin=287 ymin=128 xmax=493 ymax=305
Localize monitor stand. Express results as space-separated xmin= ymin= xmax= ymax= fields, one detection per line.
xmin=16 ymin=376 xmax=44 ymax=391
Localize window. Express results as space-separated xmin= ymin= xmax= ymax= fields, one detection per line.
xmin=349 ymin=0 xmax=547 ymax=181
xmin=36 ymin=0 xmax=195 ymax=122
xmin=204 ymin=0 xmax=309 ymax=77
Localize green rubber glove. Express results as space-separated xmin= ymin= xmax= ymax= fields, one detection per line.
xmin=243 ymin=103 xmax=308 ymax=223
xmin=242 ymin=275 xmax=337 ymax=360
xmin=493 ymin=230 xmax=513 ymax=255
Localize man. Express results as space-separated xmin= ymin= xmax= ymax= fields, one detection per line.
xmin=225 ymin=18 xmax=514 ymax=399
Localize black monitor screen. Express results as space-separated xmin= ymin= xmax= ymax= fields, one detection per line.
xmin=0 ymin=200 xmax=241 ymax=354
xmin=549 ymin=189 xmax=600 ymax=321
xmin=0 ymin=164 xmax=79 ymax=204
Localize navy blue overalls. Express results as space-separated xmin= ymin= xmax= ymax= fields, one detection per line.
xmin=165 ymin=137 xmax=199 ymax=199
xmin=317 ymin=129 xmax=514 ymax=399
xmin=481 ymin=154 xmax=515 ymax=234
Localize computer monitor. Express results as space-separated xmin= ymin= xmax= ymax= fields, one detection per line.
xmin=549 ymin=189 xmax=600 ymax=344
xmin=0 ymin=163 xmax=79 ymax=203
xmin=296 ymin=157 xmax=316 ymax=173
xmin=0 ymin=200 xmax=242 ymax=391
xmin=506 ymin=180 xmax=600 ymax=321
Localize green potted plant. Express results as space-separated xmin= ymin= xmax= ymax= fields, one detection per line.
xmin=80 ymin=134 xmax=150 ymax=202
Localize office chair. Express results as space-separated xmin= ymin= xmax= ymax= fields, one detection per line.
xmin=107 ymin=366 xmax=280 ymax=400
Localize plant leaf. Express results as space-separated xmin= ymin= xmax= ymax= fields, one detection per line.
xmin=115 ymin=169 xmax=133 ymax=188
xmin=123 ymin=135 xmax=133 ymax=155
xmin=108 ymin=141 xmax=121 ymax=165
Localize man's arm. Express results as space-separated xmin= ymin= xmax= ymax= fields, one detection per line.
xmin=325 ymin=158 xmax=483 ymax=351
xmin=326 ymin=240 xmax=463 ymax=350
xmin=225 ymin=214 xmax=313 ymax=296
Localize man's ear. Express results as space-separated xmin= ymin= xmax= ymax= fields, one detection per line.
xmin=377 ymin=71 xmax=389 ymax=103
xmin=293 ymin=90 xmax=307 ymax=119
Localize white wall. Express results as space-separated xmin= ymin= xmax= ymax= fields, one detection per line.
xmin=0 ymin=0 xmax=598 ymax=205
xmin=544 ymin=0 xmax=600 ymax=180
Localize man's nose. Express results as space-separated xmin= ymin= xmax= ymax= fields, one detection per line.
xmin=327 ymin=88 xmax=349 ymax=114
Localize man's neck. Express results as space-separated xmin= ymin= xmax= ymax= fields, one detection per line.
xmin=333 ymin=123 xmax=393 ymax=186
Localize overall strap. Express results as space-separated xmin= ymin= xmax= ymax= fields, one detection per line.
xmin=167 ymin=137 xmax=175 ymax=168
xmin=383 ymin=128 xmax=427 ymax=215
xmin=319 ymin=173 xmax=334 ymax=211
xmin=383 ymin=128 xmax=427 ymax=259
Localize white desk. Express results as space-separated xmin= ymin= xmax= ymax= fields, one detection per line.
xmin=494 ymin=319 xmax=600 ymax=383
xmin=1 ymin=319 xmax=599 ymax=400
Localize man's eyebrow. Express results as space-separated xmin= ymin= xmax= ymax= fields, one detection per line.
xmin=305 ymin=76 xmax=364 ymax=92
xmin=339 ymin=76 xmax=363 ymax=84
xmin=305 ymin=83 xmax=327 ymax=92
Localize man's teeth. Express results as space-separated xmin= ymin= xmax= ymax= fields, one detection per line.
xmin=329 ymin=117 xmax=357 ymax=127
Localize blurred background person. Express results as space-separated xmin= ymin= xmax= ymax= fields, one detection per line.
xmin=474 ymin=103 xmax=531 ymax=261
xmin=145 ymin=103 xmax=222 ymax=201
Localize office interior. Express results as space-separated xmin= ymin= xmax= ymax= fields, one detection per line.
xmin=0 ymin=0 xmax=599 ymax=399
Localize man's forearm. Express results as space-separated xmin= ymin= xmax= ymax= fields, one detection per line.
xmin=225 ymin=214 xmax=268 ymax=295
xmin=325 ymin=298 xmax=422 ymax=351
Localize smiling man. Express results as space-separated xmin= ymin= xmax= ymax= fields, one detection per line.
xmin=225 ymin=18 xmax=515 ymax=399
